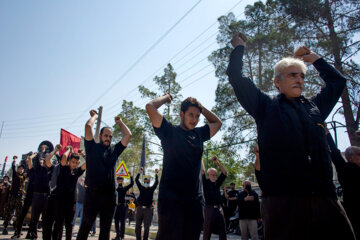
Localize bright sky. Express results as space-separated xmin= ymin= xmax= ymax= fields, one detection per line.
xmin=0 ymin=0 xmax=354 ymax=169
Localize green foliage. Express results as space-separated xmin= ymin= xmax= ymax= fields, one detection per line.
xmin=112 ymin=100 xmax=153 ymax=172
xmin=139 ymin=63 xmax=182 ymax=124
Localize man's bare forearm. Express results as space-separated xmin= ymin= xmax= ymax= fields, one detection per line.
xmin=147 ymin=94 xmax=171 ymax=110
xmin=202 ymin=106 xmax=221 ymax=124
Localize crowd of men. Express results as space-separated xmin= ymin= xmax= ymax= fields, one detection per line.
xmin=0 ymin=32 xmax=359 ymax=240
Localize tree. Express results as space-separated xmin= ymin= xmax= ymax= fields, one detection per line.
xmin=139 ymin=63 xmax=182 ymax=124
xmin=112 ymin=100 xmax=154 ymax=173
xmin=277 ymin=0 xmax=360 ymax=146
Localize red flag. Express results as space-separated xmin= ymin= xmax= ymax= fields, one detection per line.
xmin=60 ymin=129 xmax=81 ymax=155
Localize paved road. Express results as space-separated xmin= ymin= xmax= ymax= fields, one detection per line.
xmin=0 ymin=220 xmax=241 ymax=239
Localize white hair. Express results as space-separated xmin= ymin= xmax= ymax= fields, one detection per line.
xmin=345 ymin=146 xmax=360 ymax=161
xmin=274 ymin=57 xmax=307 ymax=79
xmin=207 ymin=168 xmax=217 ymax=174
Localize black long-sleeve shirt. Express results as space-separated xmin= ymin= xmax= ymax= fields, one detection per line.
xmin=237 ymin=190 xmax=261 ymax=219
xmin=135 ymin=173 xmax=158 ymax=206
xmin=227 ymin=45 xmax=346 ymax=197
xmin=327 ymin=134 xmax=360 ymax=220
xmin=202 ymin=173 xmax=226 ymax=206
xmin=32 ymin=155 xmax=53 ymax=193
xmin=9 ymin=162 xmax=26 ymax=197
xmin=116 ymin=176 xmax=134 ymax=204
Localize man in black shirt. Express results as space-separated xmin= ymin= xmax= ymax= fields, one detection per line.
xmin=44 ymin=146 xmax=86 ymax=240
xmin=13 ymin=141 xmax=55 ymax=239
xmin=327 ymin=131 xmax=360 ymax=239
xmin=113 ymin=173 xmax=134 ymax=240
xmin=237 ymin=181 xmax=260 ymax=240
xmin=3 ymin=156 xmax=26 ymax=235
xmin=77 ymin=110 xmax=132 ymax=240
xmin=135 ymin=167 xmax=158 ymax=240
xmin=227 ymin=33 xmax=354 ymax=239
xmin=146 ymin=95 xmax=222 ymax=240
xmin=24 ymin=144 xmax=60 ymax=240
xmin=201 ymin=156 xmax=227 ymax=240
xmin=223 ymin=183 xmax=238 ymax=231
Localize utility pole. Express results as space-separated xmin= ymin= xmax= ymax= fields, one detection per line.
xmin=94 ymin=106 xmax=103 ymax=143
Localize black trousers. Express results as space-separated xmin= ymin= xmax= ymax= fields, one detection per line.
xmin=52 ymin=198 xmax=75 ymax=240
xmin=27 ymin=192 xmax=48 ymax=238
xmin=156 ymin=198 xmax=203 ymax=240
xmin=135 ymin=206 xmax=153 ymax=240
xmin=203 ymin=205 xmax=227 ymax=240
xmin=261 ymin=196 xmax=356 ymax=240
xmin=15 ymin=184 xmax=34 ymax=234
xmin=76 ymin=189 xmax=116 ymax=240
xmin=114 ymin=204 xmax=127 ymax=238
xmin=43 ymin=195 xmax=60 ymax=240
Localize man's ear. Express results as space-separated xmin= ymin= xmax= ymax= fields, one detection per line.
xmin=274 ymin=77 xmax=281 ymax=90
xmin=180 ymin=111 xmax=184 ymax=118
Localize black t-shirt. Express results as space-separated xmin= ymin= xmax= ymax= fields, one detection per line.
xmin=84 ymin=139 xmax=126 ymax=193
xmin=202 ymin=173 xmax=226 ymax=206
xmin=33 ymin=165 xmax=53 ymax=193
xmin=154 ymin=117 xmax=210 ymax=202
xmin=227 ymin=189 xmax=239 ymax=210
xmin=52 ymin=165 xmax=84 ymax=202
xmin=135 ymin=174 xmax=158 ymax=206
xmin=116 ymin=176 xmax=134 ymax=204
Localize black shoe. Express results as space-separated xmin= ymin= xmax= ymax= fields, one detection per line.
xmin=2 ymin=228 xmax=8 ymax=235
xmin=11 ymin=232 xmax=21 ymax=239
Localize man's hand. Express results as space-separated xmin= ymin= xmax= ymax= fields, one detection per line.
xmin=164 ymin=93 xmax=173 ymax=103
xmin=55 ymin=144 xmax=62 ymax=152
xmin=212 ymin=156 xmax=219 ymax=165
xmin=65 ymin=146 xmax=73 ymax=153
xmin=231 ymin=33 xmax=247 ymax=48
xmin=30 ymin=152 xmax=38 ymax=160
xmin=89 ymin=109 xmax=98 ymax=117
xmin=155 ymin=169 xmax=159 ymax=174
xmin=128 ymin=171 xmax=131 ymax=176
xmin=295 ymin=46 xmax=320 ymax=64
xmin=244 ymin=195 xmax=254 ymax=202
xmin=115 ymin=116 xmax=122 ymax=125
xmin=139 ymin=167 xmax=144 ymax=174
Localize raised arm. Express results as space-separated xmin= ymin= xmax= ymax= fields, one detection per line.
xmin=227 ymin=33 xmax=270 ymax=120
xmin=85 ymin=110 xmax=98 ymax=141
xmin=201 ymin=159 xmax=206 ymax=175
xmin=151 ymin=169 xmax=159 ymax=190
xmin=254 ymin=145 xmax=260 ymax=171
xmin=145 ymin=93 xmax=172 ymax=128
xmin=213 ymin=156 xmax=227 ymax=176
xmin=201 ymin=105 xmax=222 ymax=138
xmin=135 ymin=168 xmax=144 ymax=191
xmin=125 ymin=172 xmax=134 ymax=191
xmin=115 ymin=116 xmax=132 ymax=147
xmin=27 ymin=153 xmax=37 ymax=169
xmin=12 ymin=156 xmax=17 ymax=175
xmin=298 ymin=47 xmax=347 ymax=120
xmin=61 ymin=146 xmax=72 ymax=166
xmin=45 ymin=144 xmax=62 ymax=168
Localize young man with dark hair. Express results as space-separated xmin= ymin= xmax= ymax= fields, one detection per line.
xmin=227 ymin=32 xmax=354 ymax=239
xmin=113 ymin=173 xmax=134 ymax=240
xmin=2 ymin=156 xmax=26 ymax=235
xmin=76 ymin=110 xmax=132 ymax=240
xmin=135 ymin=167 xmax=158 ymax=240
xmin=146 ymin=94 xmax=222 ymax=240
xmin=52 ymin=148 xmax=85 ymax=240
